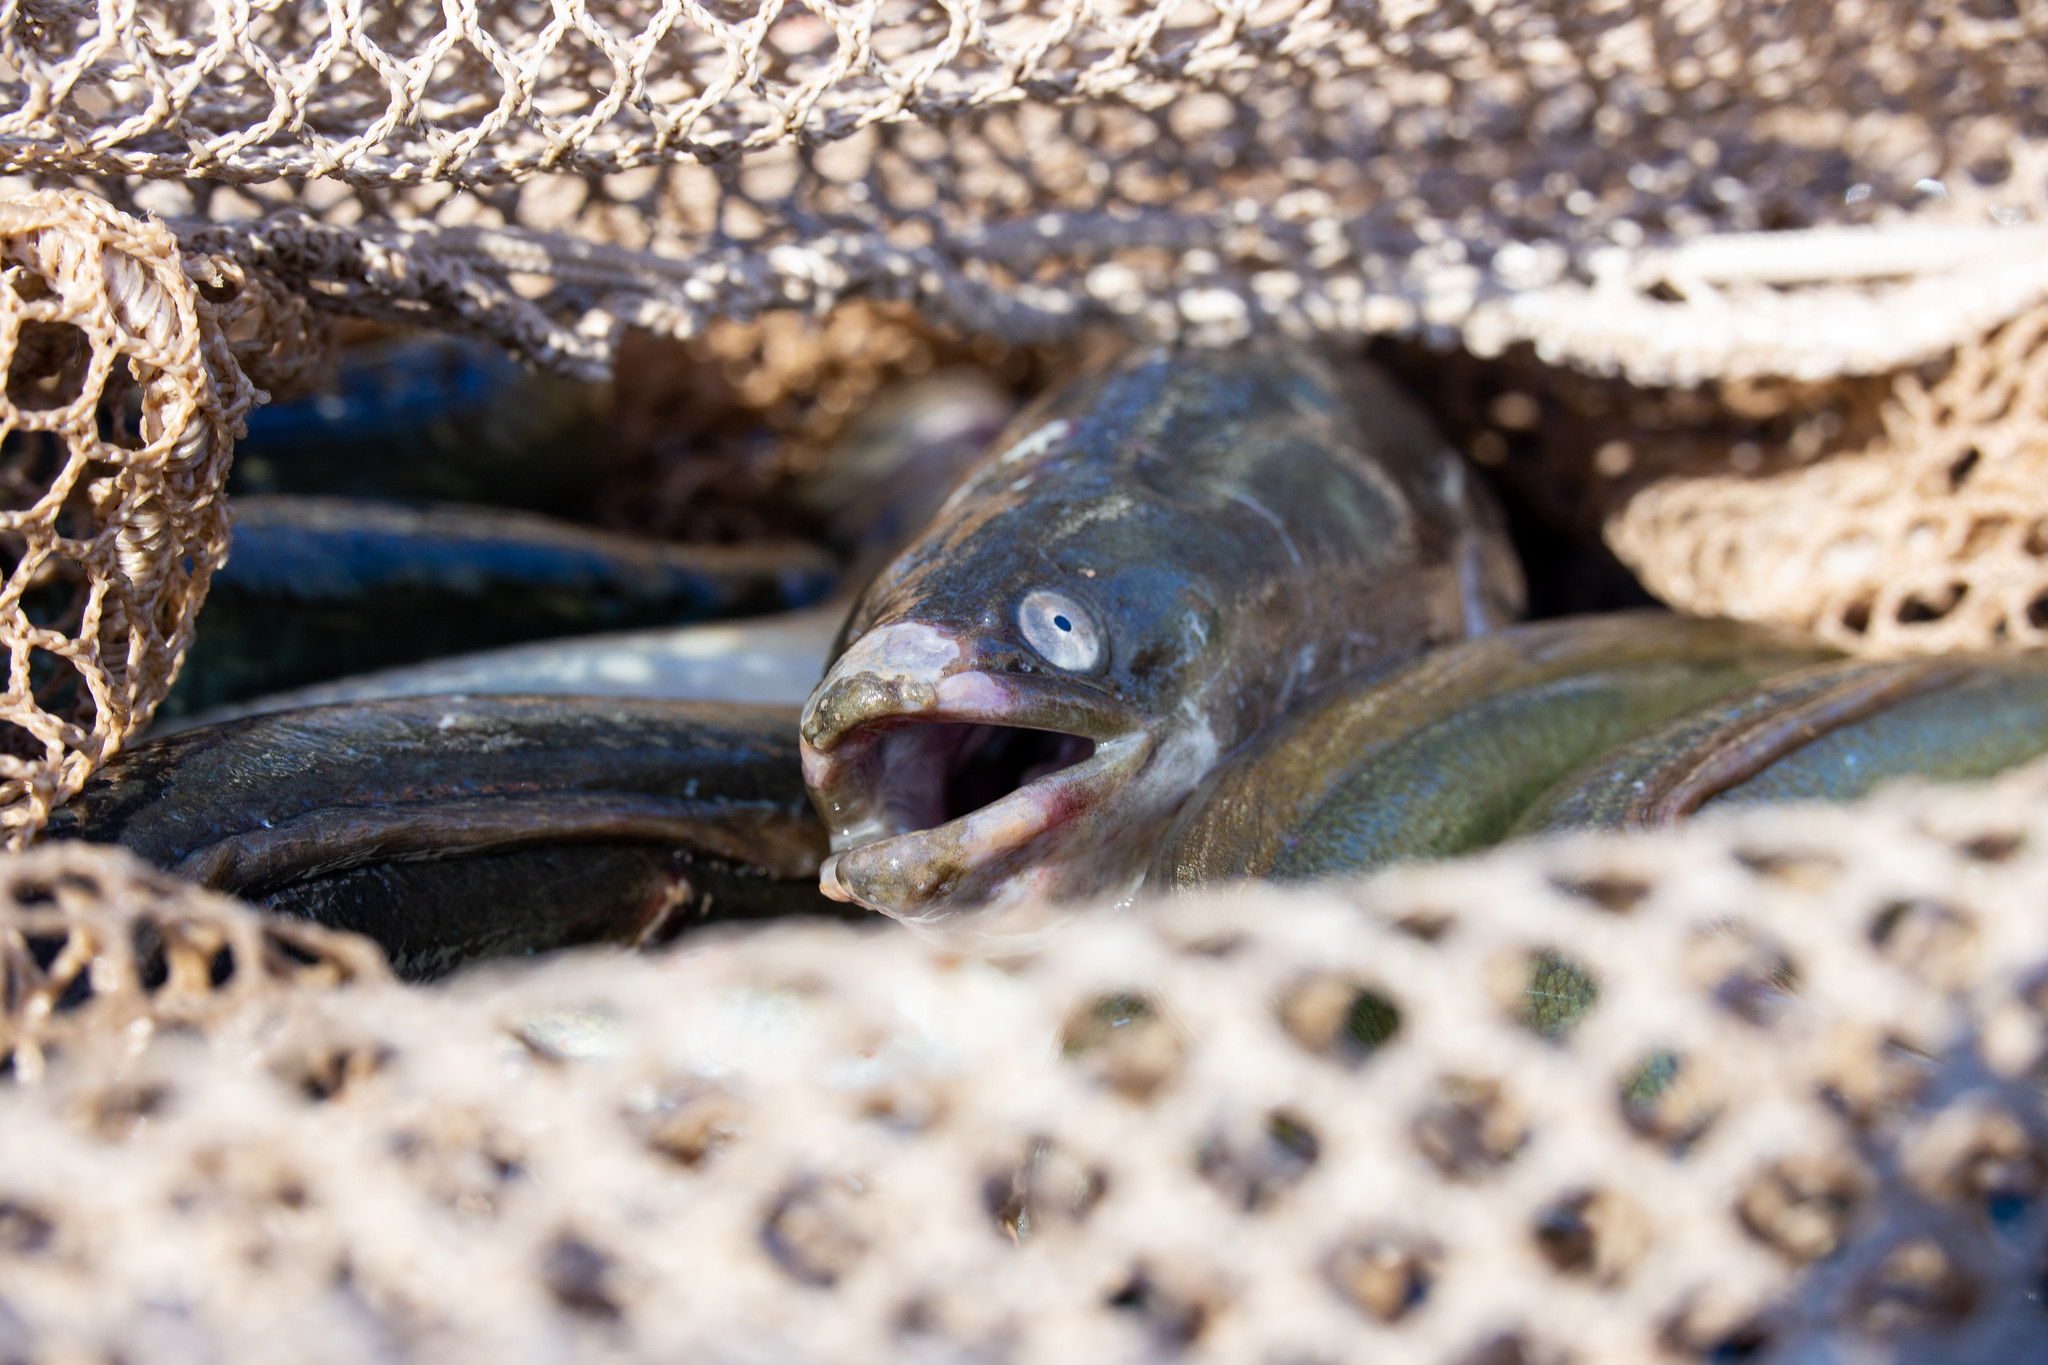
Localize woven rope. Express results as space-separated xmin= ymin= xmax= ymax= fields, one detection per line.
xmin=3 ymin=770 xmax=2045 ymax=1362
xmin=0 ymin=190 xmax=241 ymax=843
xmin=1608 ymin=300 xmax=2048 ymax=654
xmin=8 ymin=0 xmax=2047 ymax=383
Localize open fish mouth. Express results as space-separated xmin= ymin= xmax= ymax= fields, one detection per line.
xmin=800 ymin=665 xmax=1152 ymax=921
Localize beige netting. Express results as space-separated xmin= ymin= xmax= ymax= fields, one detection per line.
xmin=3 ymin=769 xmax=2047 ymax=1362
xmin=5 ymin=0 xmax=2048 ymax=383
xmin=0 ymin=191 xmax=246 ymax=845
xmin=1608 ymin=300 xmax=2048 ymax=654
xmin=0 ymin=840 xmax=388 ymax=1083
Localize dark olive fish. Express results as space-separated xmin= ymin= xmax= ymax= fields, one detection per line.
xmin=1513 ymin=651 xmax=2048 ymax=834
xmin=228 ymin=332 xmax=608 ymax=515
xmin=1152 ymin=613 xmax=1839 ymax=885
xmin=799 ymin=342 xmax=1523 ymax=927
xmin=50 ymin=696 xmax=837 ymax=979
xmin=161 ymin=496 xmax=835 ymax=719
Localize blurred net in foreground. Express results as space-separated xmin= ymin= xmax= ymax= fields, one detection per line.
xmin=2 ymin=771 xmax=2046 ymax=1363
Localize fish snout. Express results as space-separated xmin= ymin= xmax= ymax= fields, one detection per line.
xmin=798 ymin=620 xmax=970 ymax=752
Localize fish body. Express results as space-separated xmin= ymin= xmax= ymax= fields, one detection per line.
xmin=162 ymin=496 xmax=835 ymax=718
xmin=154 ymin=374 xmax=1016 ymax=735
xmin=150 ymin=605 xmax=847 ymax=737
xmin=1514 ymin=652 xmax=2048 ymax=833
xmin=799 ymin=342 xmax=1522 ymax=927
xmin=1154 ymin=613 xmax=1837 ymax=884
xmin=230 ymin=333 xmax=608 ymax=515
xmin=51 ymin=696 xmax=836 ymax=979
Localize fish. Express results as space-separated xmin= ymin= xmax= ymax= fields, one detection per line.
xmin=1152 ymin=612 xmax=1838 ymax=885
xmin=160 ymin=496 xmax=836 ymax=719
xmin=149 ymin=606 xmax=849 ymax=737
xmin=50 ymin=696 xmax=841 ymax=980
xmin=229 ymin=331 xmax=609 ymax=516
xmin=1512 ymin=651 xmax=2048 ymax=834
xmin=149 ymin=372 xmax=1017 ymax=735
xmin=798 ymin=341 xmax=1523 ymax=928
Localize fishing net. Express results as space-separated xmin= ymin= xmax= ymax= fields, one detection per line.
xmin=7 ymin=11 xmax=2048 ymax=1354
xmin=3 ymin=765 xmax=2047 ymax=1363
xmin=0 ymin=191 xmax=246 ymax=847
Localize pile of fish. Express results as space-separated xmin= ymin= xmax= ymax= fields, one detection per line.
xmin=50 ymin=336 xmax=2048 ymax=977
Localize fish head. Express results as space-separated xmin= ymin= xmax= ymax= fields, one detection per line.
xmin=799 ymin=422 xmax=1235 ymax=928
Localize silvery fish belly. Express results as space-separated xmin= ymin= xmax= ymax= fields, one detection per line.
xmin=799 ymin=342 xmax=1523 ymax=927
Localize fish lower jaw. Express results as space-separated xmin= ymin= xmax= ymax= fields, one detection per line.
xmin=813 ymin=735 xmax=1151 ymax=921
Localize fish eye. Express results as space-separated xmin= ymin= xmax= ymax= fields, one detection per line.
xmin=1016 ymin=588 xmax=1105 ymax=673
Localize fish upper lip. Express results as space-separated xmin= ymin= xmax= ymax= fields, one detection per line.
xmin=802 ymin=666 xmax=1141 ymax=753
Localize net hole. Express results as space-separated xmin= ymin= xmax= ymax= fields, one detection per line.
xmin=4 ymin=321 xmax=92 ymax=412
xmin=542 ymin=1233 xmax=623 ymax=1320
xmin=0 ymin=432 xmax=70 ymax=512
xmin=1959 ymin=830 xmax=2024 ymax=862
xmin=1619 ymin=1049 xmax=1722 ymax=1152
xmin=1868 ymin=898 xmax=1976 ymax=983
xmin=1852 ymin=1238 xmax=1978 ymax=1335
xmin=761 ymin=1178 xmax=867 ymax=1287
xmin=0 ymin=1199 xmax=54 ymax=1256
xmin=82 ymin=1081 xmax=173 ymax=1141
xmin=1970 ymin=155 xmax=2014 ymax=186
xmin=132 ymin=920 xmax=168 ymax=990
xmin=1194 ymin=1107 xmax=1320 ymax=1211
xmin=282 ymin=1042 xmax=394 ymax=1104
xmin=1531 ymin=1188 xmax=1651 ymax=1284
xmin=1734 ymin=846 xmax=1840 ymax=893
xmin=982 ymin=1137 xmax=1107 ymax=1243
xmin=1549 ymin=872 xmax=1650 ymax=914
xmin=1059 ymin=992 xmax=1183 ymax=1100
xmin=1957 ymin=515 xmax=2009 ymax=559
xmin=626 ymin=1080 xmax=745 ymax=1169
xmin=1326 ymin=1231 xmax=1437 ymax=1323
xmin=1688 ymin=925 xmax=1802 ymax=1026
xmin=96 ymin=361 xmax=147 ymax=451
xmin=1946 ymin=446 xmax=1981 ymax=491
xmin=1104 ymin=1268 xmax=1210 ymax=1352
xmin=1736 ymin=1154 xmax=1867 ymax=1264
xmin=1278 ymin=974 xmax=1401 ymax=1060
xmin=1411 ymin=1076 xmax=1528 ymax=1179
xmin=1511 ymin=949 xmax=1600 ymax=1040
xmin=1895 ymin=583 xmax=1967 ymax=625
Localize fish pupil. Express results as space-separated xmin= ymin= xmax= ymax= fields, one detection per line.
xmin=1054 ymin=615 xmax=1072 ymax=632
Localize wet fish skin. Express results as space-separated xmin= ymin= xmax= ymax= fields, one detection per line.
xmin=800 ymin=342 xmax=1523 ymax=927
xmin=1516 ymin=652 xmax=2048 ymax=834
xmin=162 ymin=496 xmax=836 ymax=719
xmin=1154 ymin=612 xmax=1839 ymax=885
xmin=229 ymin=332 xmax=608 ymax=516
xmin=150 ymin=605 xmax=848 ymax=737
xmin=49 ymin=696 xmax=837 ymax=979
xmin=153 ymin=374 xmax=1018 ymax=735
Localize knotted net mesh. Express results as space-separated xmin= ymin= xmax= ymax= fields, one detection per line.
xmin=0 ymin=191 xmax=244 ymax=846
xmin=6 ymin=10 xmax=2048 ymax=1355
xmin=3 ymin=768 xmax=2047 ymax=1363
